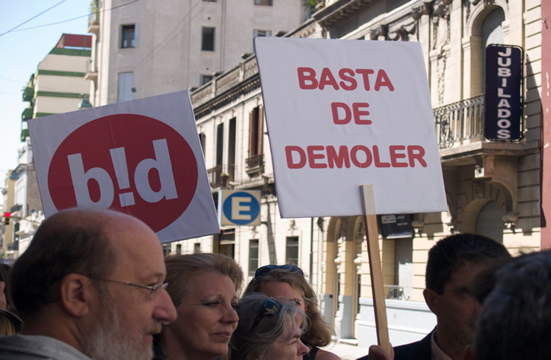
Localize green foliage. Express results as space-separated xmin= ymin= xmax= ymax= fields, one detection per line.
xmin=89 ymin=0 xmax=98 ymax=14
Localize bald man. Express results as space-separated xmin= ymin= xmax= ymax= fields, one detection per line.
xmin=0 ymin=208 xmax=177 ymax=360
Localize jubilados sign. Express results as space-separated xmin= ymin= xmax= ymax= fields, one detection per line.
xmin=485 ymin=45 xmax=523 ymax=141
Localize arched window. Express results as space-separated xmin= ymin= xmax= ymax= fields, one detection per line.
xmin=475 ymin=200 xmax=504 ymax=242
xmin=481 ymin=8 xmax=506 ymax=91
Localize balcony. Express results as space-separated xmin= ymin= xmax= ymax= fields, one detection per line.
xmin=245 ymin=154 xmax=264 ymax=177
xmin=434 ymin=94 xmax=533 ymax=171
xmin=20 ymin=129 xmax=29 ymax=141
xmin=22 ymin=86 xmax=34 ymax=102
xmin=207 ymin=164 xmax=235 ymax=188
xmin=433 ymin=94 xmax=485 ymax=150
xmin=87 ymin=12 xmax=99 ymax=35
xmin=21 ymin=107 xmax=33 ymax=121
xmin=433 ymin=94 xmax=485 ymax=149
xmin=84 ymin=59 xmax=97 ymax=82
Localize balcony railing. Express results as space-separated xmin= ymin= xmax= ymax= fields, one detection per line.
xmin=21 ymin=107 xmax=33 ymax=121
xmin=84 ymin=59 xmax=98 ymax=81
xmin=20 ymin=129 xmax=29 ymax=142
xmin=245 ymin=153 xmax=265 ymax=177
xmin=207 ymin=164 xmax=235 ymax=188
xmin=87 ymin=11 xmax=100 ymax=35
xmin=22 ymin=86 xmax=34 ymax=102
xmin=433 ymin=94 xmax=485 ymax=149
xmin=246 ymin=154 xmax=264 ymax=169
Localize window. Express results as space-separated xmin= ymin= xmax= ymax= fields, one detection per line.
xmin=249 ymin=239 xmax=259 ymax=276
xmin=216 ymin=123 xmax=224 ymax=166
xmin=117 ymin=72 xmax=134 ymax=102
xmin=202 ymin=27 xmax=215 ymax=51
xmin=200 ymin=74 xmax=213 ymax=85
xmin=285 ymin=236 xmax=299 ymax=265
xmin=194 ymin=243 xmax=201 ymax=253
xmin=162 ymin=243 xmax=171 ymax=257
xmin=254 ymin=0 xmax=272 ymax=5
xmin=176 ymin=244 xmax=182 ymax=255
xmin=228 ymin=118 xmax=236 ymax=179
xmin=248 ymin=106 xmax=263 ymax=157
xmin=219 ymin=229 xmax=235 ymax=259
xmin=121 ymin=24 xmax=136 ymax=48
xmin=253 ymin=29 xmax=272 ymax=38
xmin=199 ymin=133 xmax=206 ymax=156
xmin=481 ymin=8 xmax=505 ymax=92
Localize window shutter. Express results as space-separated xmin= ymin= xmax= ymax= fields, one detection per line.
xmin=134 ymin=23 xmax=140 ymax=48
xmin=118 ymin=24 xmax=122 ymax=48
xmin=248 ymin=111 xmax=254 ymax=157
xmin=258 ymin=105 xmax=264 ymax=154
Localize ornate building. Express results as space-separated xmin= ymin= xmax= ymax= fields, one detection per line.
xmin=179 ymin=0 xmax=543 ymax=346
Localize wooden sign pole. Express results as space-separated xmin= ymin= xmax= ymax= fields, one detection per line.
xmin=360 ymin=185 xmax=391 ymax=353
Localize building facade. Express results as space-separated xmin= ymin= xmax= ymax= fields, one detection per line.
xmin=1 ymin=170 xmax=16 ymax=259
xmin=175 ymin=0 xmax=544 ymax=347
xmin=86 ymin=0 xmax=308 ymax=106
xmin=3 ymin=33 xmax=92 ymax=259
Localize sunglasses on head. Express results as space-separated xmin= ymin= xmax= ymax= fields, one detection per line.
xmin=251 ymin=297 xmax=281 ymax=329
xmin=254 ymin=264 xmax=304 ymax=278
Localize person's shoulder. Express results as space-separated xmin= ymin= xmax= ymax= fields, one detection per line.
xmin=393 ymin=333 xmax=432 ymax=360
xmin=356 ymin=332 xmax=433 ymax=360
xmin=316 ymin=348 xmax=341 ymax=360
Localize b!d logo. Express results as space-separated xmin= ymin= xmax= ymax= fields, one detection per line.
xmin=48 ymin=114 xmax=198 ymax=232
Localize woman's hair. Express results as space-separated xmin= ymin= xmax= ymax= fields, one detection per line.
xmin=164 ymin=253 xmax=244 ymax=307
xmin=245 ymin=266 xmax=334 ymax=347
xmin=229 ymin=293 xmax=307 ymax=360
xmin=0 ymin=264 xmax=12 ymax=308
xmin=0 ymin=309 xmax=23 ymax=335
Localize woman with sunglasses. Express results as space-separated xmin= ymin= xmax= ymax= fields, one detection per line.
xmin=154 ymin=253 xmax=243 ymax=360
xmin=245 ymin=265 xmax=341 ymax=360
xmin=229 ymin=293 xmax=309 ymax=360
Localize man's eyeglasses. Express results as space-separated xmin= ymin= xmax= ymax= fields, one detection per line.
xmin=89 ymin=277 xmax=168 ymax=298
xmin=254 ymin=264 xmax=304 ymax=278
xmin=251 ymin=297 xmax=281 ymax=329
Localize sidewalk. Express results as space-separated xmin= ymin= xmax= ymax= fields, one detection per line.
xmin=321 ymin=341 xmax=371 ymax=360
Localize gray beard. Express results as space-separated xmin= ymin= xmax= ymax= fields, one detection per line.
xmin=83 ymin=297 xmax=153 ymax=360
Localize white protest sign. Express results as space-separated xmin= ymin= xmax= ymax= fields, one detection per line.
xmin=29 ymin=91 xmax=219 ymax=242
xmin=255 ymin=38 xmax=447 ymax=217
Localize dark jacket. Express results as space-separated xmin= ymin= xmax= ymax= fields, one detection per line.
xmin=357 ymin=330 xmax=433 ymax=360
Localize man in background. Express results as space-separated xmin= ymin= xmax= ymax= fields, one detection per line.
xmin=359 ymin=233 xmax=510 ymax=360
xmin=0 ymin=208 xmax=177 ymax=360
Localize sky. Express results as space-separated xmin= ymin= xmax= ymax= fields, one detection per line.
xmin=0 ymin=0 xmax=90 ymax=186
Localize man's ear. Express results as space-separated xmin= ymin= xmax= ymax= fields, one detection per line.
xmin=423 ymin=288 xmax=441 ymax=316
xmin=58 ymin=274 xmax=92 ymax=317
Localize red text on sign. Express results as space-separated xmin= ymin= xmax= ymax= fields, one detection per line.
xmin=285 ymin=145 xmax=427 ymax=169
xmin=297 ymin=67 xmax=395 ymax=92
xmin=331 ymin=102 xmax=371 ymax=125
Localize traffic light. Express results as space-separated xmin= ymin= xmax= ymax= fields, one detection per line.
xmin=3 ymin=212 xmax=10 ymax=225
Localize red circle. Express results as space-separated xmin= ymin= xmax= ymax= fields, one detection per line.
xmin=48 ymin=114 xmax=198 ymax=232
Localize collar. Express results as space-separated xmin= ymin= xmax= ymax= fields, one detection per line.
xmin=431 ymin=330 xmax=452 ymax=360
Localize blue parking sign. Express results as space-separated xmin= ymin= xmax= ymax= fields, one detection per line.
xmin=219 ymin=190 xmax=261 ymax=226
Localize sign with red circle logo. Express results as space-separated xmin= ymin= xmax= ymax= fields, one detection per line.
xmin=48 ymin=114 xmax=197 ymax=232
xmin=29 ymin=91 xmax=219 ymax=241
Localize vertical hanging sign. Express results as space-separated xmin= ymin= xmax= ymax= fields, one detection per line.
xmin=484 ymin=44 xmax=523 ymax=141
